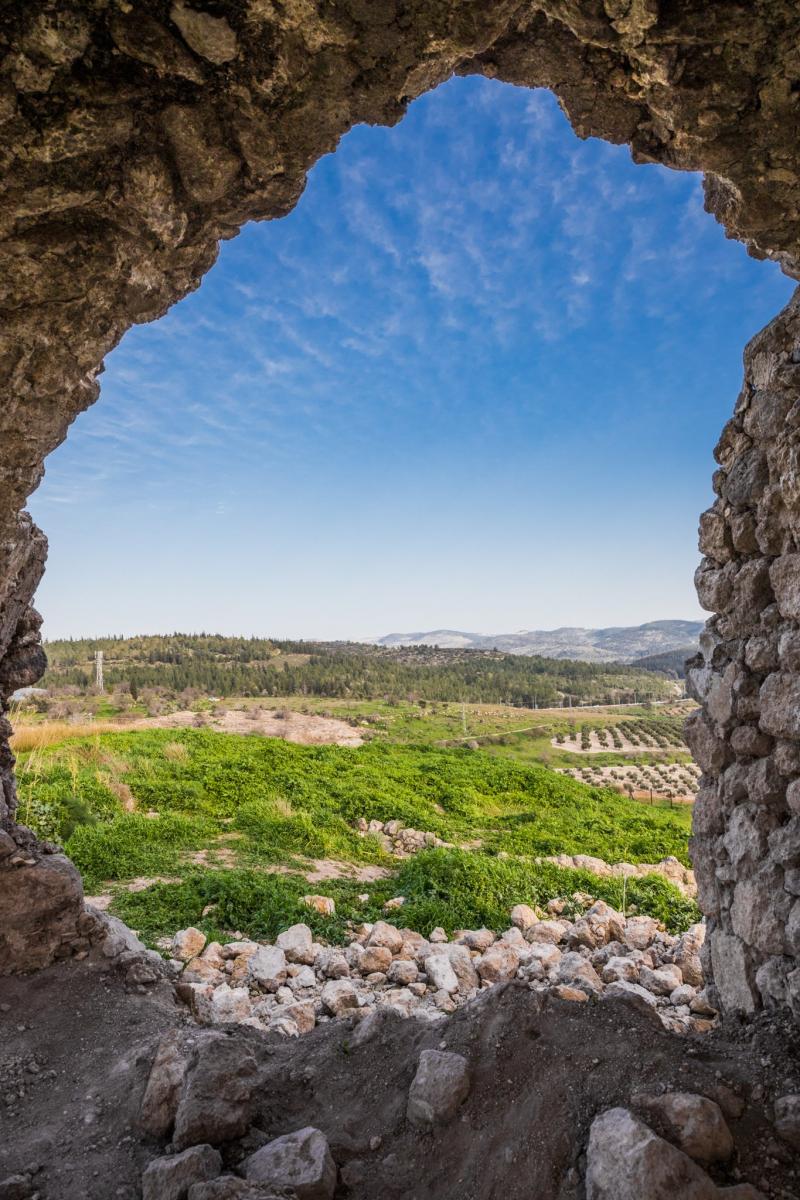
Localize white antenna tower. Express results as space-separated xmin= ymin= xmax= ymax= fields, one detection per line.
xmin=95 ymin=650 xmax=104 ymax=692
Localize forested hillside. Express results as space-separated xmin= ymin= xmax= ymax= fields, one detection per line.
xmin=40 ymin=634 xmax=679 ymax=707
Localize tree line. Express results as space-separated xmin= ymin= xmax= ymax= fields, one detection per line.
xmin=40 ymin=634 xmax=675 ymax=708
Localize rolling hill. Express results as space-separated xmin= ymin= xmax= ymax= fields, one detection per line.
xmin=371 ymin=620 xmax=704 ymax=663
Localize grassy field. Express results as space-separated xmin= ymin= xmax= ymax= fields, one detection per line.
xmin=13 ymin=720 xmax=698 ymax=945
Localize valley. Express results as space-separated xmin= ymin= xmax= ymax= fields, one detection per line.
xmin=11 ymin=634 xmax=700 ymax=965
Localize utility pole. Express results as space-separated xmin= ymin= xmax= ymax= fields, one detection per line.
xmin=95 ymin=650 xmax=104 ymax=692
xmin=461 ymin=701 xmax=467 ymax=735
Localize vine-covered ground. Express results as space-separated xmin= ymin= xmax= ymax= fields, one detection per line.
xmin=14 ymin=727 xmax=697 ymax=944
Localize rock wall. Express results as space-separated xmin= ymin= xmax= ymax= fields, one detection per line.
xmin=687 ymin=289 xmax=800 ymax=1019
xmin=2 ymin=1 xmax=800 ymax=999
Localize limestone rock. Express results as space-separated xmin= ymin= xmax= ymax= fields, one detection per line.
xmin=173 ymin=927 xmax=207 ymax=962
xmin=424 ymin=952 xmax=459 ymax=994
xmin=276 ymin=923 xmax=315 ymax=965
xmin=639 ymin=965 xmax=684 ymax=997
xmin=510 ymin=904 xmax=538 ymax=931
xmin=476 ymin=943 xmax=520 ymax=984
xmin=139 ymin=1033 xmax=188 ymax=1138
xmin=602 ymin=981 xmax=659 ymax=1011
xmin=367 ymin=921 xmax=403 ymax=953
xmin=170 ymin=2 xmax=238 ymax=64
xmin=173 ymin=1035 xmax=259 ymax=1150
xmin=558 ymin=952 xmax=603 ymax=995
xmin=320 ymin=979 xmax=358 ymax=1017
xmin=407 ymin=1050 xmax=471 ymax=1127
xmin=360 ymin=945 xmax=393 ymax=974
xmin=142 ymin=1146 xmax=221 ymax=1200
xmin=247 ymin=946 xmax=287 ymax=992
xmin=634 ymin=1093 xmax=734 ymax=1164
xmin=459 ymin=928 xmax=496 ymax=952
xmin=585 ymin=1107 xmax=722 ymax=1199
xmin=241 ymin=1127 xmax=337 ymax=1200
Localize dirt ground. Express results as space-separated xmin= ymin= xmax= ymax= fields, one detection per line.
xmin=1 ymin=961 xmax=799 ymax=1199
xmin=140 ymin=708 xmax=364 ymax=746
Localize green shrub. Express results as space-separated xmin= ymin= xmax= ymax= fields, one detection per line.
xmin=66 ymin=812 xmax=217 ymax=893
xmin=111 ymin=849 xmax=699 ymax=948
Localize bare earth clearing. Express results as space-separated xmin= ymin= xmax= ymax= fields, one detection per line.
xmin=140 ymin=708 xmax=364 ymax=747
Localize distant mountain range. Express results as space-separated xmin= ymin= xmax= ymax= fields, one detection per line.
xmin=368 ymin=620 xmax=704 ymax=664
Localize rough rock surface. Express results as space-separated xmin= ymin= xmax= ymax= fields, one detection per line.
xmin=241 ymin=1127 xmax=336 ymax=1199
xmin=585 ymin=1107 xmax=739 ymax=1200
xmin=167 ymin=912 xmax=722 ymax=1040
xmin=2 ymin=959 xmax=799 ymax=1200
xmin=3 ymin=1 xmax=800 ymax=1016
xmin=687 ymin=289 xmax=800 ymax=1021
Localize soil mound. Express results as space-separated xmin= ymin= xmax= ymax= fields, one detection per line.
xmin=1 ymin=959 xmax=798 ymax=1199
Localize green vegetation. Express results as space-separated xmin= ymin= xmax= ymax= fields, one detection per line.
xmin=38 ymin=632 xmax=678 ymax=708
xmin=112 ymin=851 xmax=698 ymax=947
xmin=15 ymin=727 xmax=697 ymax=939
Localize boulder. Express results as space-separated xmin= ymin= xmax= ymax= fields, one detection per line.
xmin=241 ymin=1127 xmax=337 ymax=1200
xmin=320 ymin=979 xmax=359 ymax=1017
xmin=142 ymin=1146 xmax=221 ymax=1200
xmin=173 ymin=1035 xmax=259 ymax=1150
xmin=273 ymin=1001 xmax=316 ymax=1035
xmin=276 ymin=924 xmax=315 ymax=965
xmin=247 ymin=946 xmax=287 ymax=992
xmin=623 ymin=917 xmax=659 ymax=950
xmin=303 ymin=895 xmax=335 ymax=916
xmin=288 ymin=965 xmax=316 ymax=990
xmin=443 ymin=943 xmax=480 ymax=992
xmin=476 ymin=943 xmax=520 ymax=984
xmin=553 ymin=985 xmax=589 ymax=1002
xmin=139 ymin=1033 xmax=188 ymax=1137
xmin=201 ymin=984 xmax=251 ymax=1024
xmin=602 ymin=981 xmax=660 ymax=1018
xmin=585 ymin=1107 xmax=721 ymax=1199
xmin=407 ymin=1050 xmax=471 ymax=1127
xmin=221 ymin=941 xmax=259 ymax=960
xmin=360 ymin=945 xmax=393 ymax=974
xmin=315 ymin=948 xmax=350 ymax=979
xmin=173 ymin=927 xmax=207 ymax=961
xmin=183 ymin=957 xmax=225 ymax=986
xmin=639 ymin=965 xmax=683 ymax=997
xmin=387 ymin=959 xmax=418 ymax=985
xmin=635 ymin=1093 xmax=733 ymax=1164
xmin=459 ymin=928 xmax=496 ymax=952
xmin=526 ymin=920 xmax=568 ymax=945
xmin=602 ymin=956 xmax=640 ymax=985
xmin=670 ymin=984 xmax=697 ymax=1007
xmin=424 ymin=952 xmax=460 ymax=994
xmin=558 ymin=952 xmax=603 ymax=995
xmin=526 ymin=942 xmax=561 ymax=972
xmin=367 ymin=921 xmax=403 ymax=953
xmin=510 ymin=904 xmax=538 ymax=931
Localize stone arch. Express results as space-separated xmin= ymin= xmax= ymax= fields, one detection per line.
xmin=1 ymin=1 xmax=800 ymax=1016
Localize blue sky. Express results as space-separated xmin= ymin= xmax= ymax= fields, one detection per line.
xmin=32 ymin=78 xmax=794 ymax=641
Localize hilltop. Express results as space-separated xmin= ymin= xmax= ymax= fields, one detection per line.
xmin=370 ymin=620 xmax=704 ymax=662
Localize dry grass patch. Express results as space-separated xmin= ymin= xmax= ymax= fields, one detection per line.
xmin=163 ymin=741 xmax=189 ymax=762
xmin=10 ymin=720 xmax=121 ymax=753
